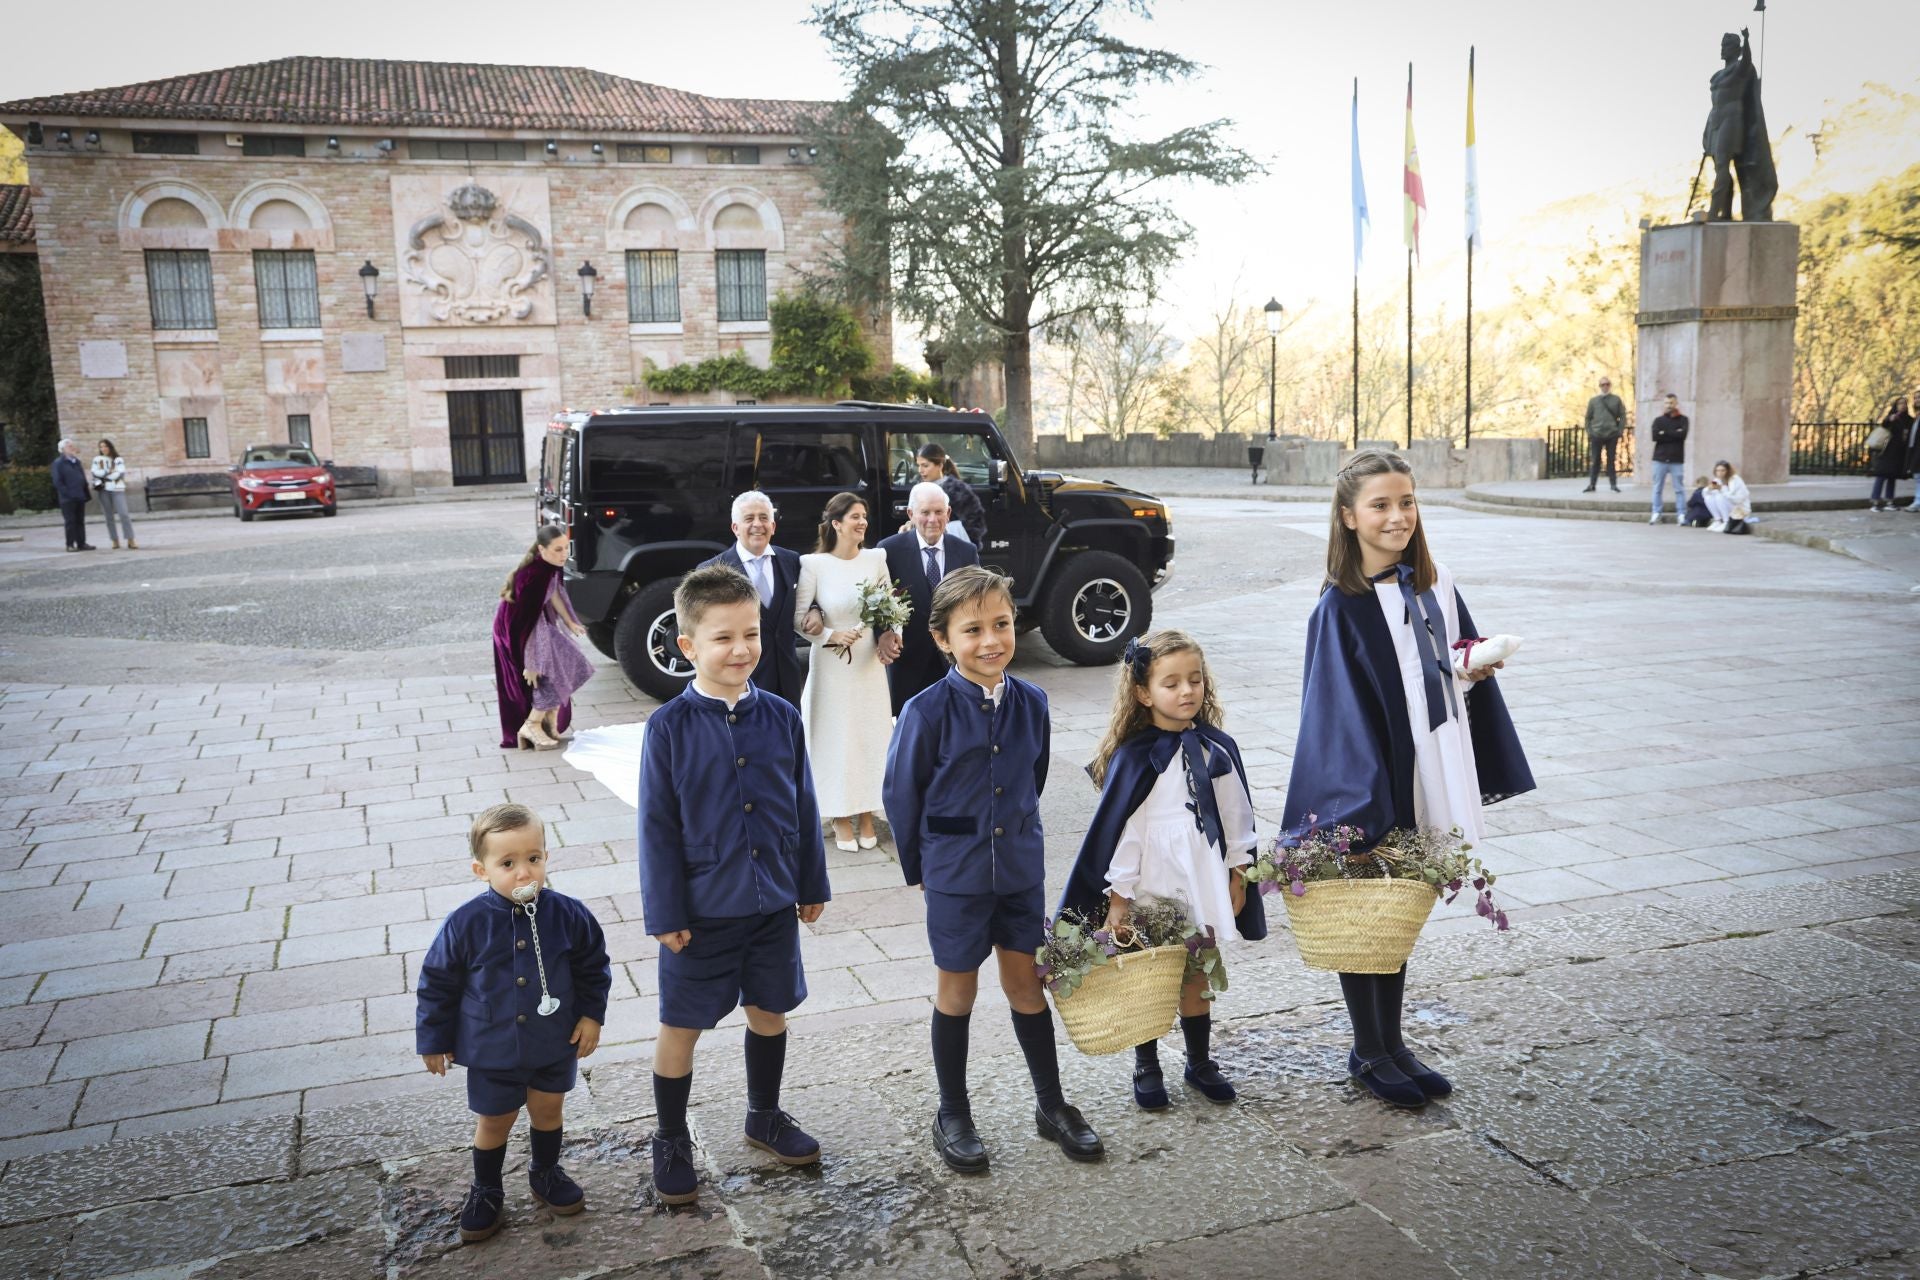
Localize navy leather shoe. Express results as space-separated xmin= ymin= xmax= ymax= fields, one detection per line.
xmin=1348 ymin=1050 xmax=1428 ymax=1109
xmin=1035 ymin=1103 xmax=1105 ymax=1162
xmin=1133 ymin=1063 xmax=1170 ymax=1110
xmin=458 ymin=1182 xmax=506 ymax=1242
xmin=1183 ymin=1059 xmax=1237 ymax=1104
xmin=650 ymin=1133 xmax=700 ymax=1206
xmin=528 ymin=1162 xmax=585 ymax=1214
xmin=745 ymin=1108 xmax=821 ymax=1166
xmin=1391 ymin=1048 xmax=1454 ymax=1098
xmin=932 ymin=1111 xmax=989 ymax=1174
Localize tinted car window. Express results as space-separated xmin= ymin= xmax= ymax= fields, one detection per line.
xmin=586 ymin=428 xmax=729 ymax=495
xmin=753 ymin=429 xmax=864 ymax=489
xmin=886 ymin=431 xmax=995 ymax=487
xmin=244 ymin=447 xmax=321 ymax=469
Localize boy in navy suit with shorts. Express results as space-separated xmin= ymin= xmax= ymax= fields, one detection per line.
xmin=639 ymin=564 xmax=832 ymax=1204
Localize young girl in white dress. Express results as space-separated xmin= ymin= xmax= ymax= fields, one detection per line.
xmin=1281 ymin=450 xmax=1534 ymax=1109
xmin=1058 ymin=629 xmax=1267 ymax=1110
xmin=793 ymin=492 xmax=897 ymax=852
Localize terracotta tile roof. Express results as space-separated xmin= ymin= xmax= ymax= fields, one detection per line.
xmin=0 ymin=185 xmax=31 ymax=244
xmin=0 ymin=57 xmax=830 ymax=136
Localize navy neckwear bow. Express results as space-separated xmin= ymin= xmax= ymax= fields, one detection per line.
xmin=1374 ymin=565 xmax=1458 ymax=732
xmin=1148 ymin=728 xmax=1229 ymax=851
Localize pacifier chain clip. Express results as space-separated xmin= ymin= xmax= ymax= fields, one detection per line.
xmin=520 ymin=899 xmax=562 ymax=1017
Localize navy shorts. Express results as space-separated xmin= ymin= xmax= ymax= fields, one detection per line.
xmin=924 ymin=885 xmax=1045 ymax=972
xmin=466 ymin=1053 xmax=578 ymax=1116
xmin=658 ymin=909 xmax=806 ymax=1030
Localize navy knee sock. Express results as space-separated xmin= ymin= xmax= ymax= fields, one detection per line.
xmin=1376 ymin=966 xmax=1408 ymax=1055
xmin=529 ymin=1125 xmax=562 ymax=1172
xmin=1134 ymin=1039 xmax=1161 ymax=1070
xmin=1338 ymin=972 xmax=1387 ymax=1059
xmin=1179 ymin=1012 xmax=1213 ymax=1066
xmin=744 ymin=1029 xmax=787 ymax=1113
xmin=1010 ymin=1008 xmax=1067 ymax=1112
xmin=653 ymin=1071 xmax=693 ymax=1138
xmin=472 ymin=1141 xmax=507 ymax=1189
xmin=931 ymin=1010 xmax=971 ymax=1120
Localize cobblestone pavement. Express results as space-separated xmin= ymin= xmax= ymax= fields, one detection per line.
xmin=2 ymin=488 xmax=1919 ymax=1276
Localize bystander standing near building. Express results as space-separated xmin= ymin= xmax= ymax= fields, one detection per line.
xmin=91 ymin=439 xmax=137 ymax=549
xmin=51 ymin=438 xmax=93 ymax=552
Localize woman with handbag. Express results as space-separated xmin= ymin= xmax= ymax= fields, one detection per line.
xmin=1867 ymin=396 xmax=1911 ymax=512
xmin=1280 ymin=451 xmax=1535 ymax=1109
xmin=90 ymin=439 xmax=137 ymax=549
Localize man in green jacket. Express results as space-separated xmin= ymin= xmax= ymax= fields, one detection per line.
xmin=1583 ymin=377 xmax=1627 ymax=493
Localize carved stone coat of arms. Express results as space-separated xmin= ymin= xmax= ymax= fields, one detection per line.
xmin=402 ymin=183 xmax=551 ymax=323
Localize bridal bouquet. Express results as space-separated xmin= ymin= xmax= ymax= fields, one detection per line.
xmin=827 ymin=577 xmax=914 ymax=663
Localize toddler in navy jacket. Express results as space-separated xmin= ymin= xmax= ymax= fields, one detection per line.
xmin=639 ymin=564 xmax=832 ymax=1205
xmin=416 ymin=802 xmax=611 ymax=1243
xmin=882 ymin=565 xmax=1103 ymax=1175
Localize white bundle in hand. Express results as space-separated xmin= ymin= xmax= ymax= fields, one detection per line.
xmin=1453 ymin=634 xmax=1521 ymax=676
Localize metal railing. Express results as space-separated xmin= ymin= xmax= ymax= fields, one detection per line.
xmin=1546 ymin=425 xmax=1635 ymax=480
xmin=1790 ymin=422 xmax=1880 ymax=476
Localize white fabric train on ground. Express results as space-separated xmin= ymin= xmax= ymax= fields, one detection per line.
xmin=562 ymin=721 xmax=649 ymax=808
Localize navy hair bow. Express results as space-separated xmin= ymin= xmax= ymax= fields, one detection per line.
xmin=1123 ymin=636 xmax=1152 ymax=684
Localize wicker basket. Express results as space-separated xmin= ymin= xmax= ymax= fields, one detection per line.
xmin=1279 ymin=876 xmax=1439 ymax=973
xmin=1051 ymin=942 xmax=1189 ymax=1056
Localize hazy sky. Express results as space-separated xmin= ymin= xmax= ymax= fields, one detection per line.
xmin=7 ymin=0 xmax=1916 ymax=339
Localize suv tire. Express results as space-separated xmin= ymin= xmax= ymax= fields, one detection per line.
xmin=585 ymin=621 xmax=617 ymax=660
xmin=1038 ymin=550 xmax=1151 ymax=665
xmin=614 ymin=579 xmax=696 ymax=701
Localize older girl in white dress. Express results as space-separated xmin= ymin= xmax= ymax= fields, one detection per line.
xmin=794 ymin=492 xmax=897 ymax=852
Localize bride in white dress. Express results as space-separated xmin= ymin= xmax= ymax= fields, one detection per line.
xmin=794 ymin=493 xmax=898 ymax=852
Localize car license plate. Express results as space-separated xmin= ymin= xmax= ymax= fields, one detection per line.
xmin=273 ymin=491 xmax=306 ymax=501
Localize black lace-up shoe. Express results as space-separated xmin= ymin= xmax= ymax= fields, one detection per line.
xmin=745 ymin=1108 xmax=821 ymax=1166
xmin=458 ymin=1182 xmax=506 ymax=1242
xmin=651 ymin=1133 xmax=700 ymax=1205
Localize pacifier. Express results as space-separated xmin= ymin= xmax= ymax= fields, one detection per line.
xmin=511 ymin=883 xmax=540 ymax=903
xmin=514 ymin=886 xmax=562 ymax=1017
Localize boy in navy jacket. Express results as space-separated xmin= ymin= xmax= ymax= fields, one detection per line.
xmin=883 ymin=566 xmax=1103 ymax=1174
xmin=639 ymin=564 xmax=832 ymax=1204
xmin=416 ymin=802 xmax=611 ymax=1242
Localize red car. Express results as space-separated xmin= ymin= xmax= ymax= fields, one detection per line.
xmin=229 ymin=445 xmax=338 ymax=521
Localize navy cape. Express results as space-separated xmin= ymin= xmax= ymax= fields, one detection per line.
xmin=1058 ymin=724 xmax=1268 ymax=942
xmin=1281 ymin=582 xmax=1533 ymax=853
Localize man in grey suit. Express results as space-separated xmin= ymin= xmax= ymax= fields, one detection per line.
xmin=878 ymin=482 xmax=981 ymax=716
xmin=699 ymin=491 xmax=807 ymax=706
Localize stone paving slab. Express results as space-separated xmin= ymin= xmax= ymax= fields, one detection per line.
xmin=0 ymin=876 xmax=1912 ymax=1277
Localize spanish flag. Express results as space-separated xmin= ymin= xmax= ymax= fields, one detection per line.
xmin=1403 ymin=63 xmax=1426 ymax=259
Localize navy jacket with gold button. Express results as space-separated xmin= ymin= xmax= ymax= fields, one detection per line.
xmin=415 ymin=887 xmax=611 ymax=1070
xmin=638 ymin=683 xmax=831 ymax=935
xmin=883 ymin=669 xmax=1050 ymax=895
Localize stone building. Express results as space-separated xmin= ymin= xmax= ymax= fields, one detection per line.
xmin=0 ymin=58 xmax=883 ymax=496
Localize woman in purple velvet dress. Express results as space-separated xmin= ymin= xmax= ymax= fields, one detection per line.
xmin=494 ymin=525 xmax=593 ymax=750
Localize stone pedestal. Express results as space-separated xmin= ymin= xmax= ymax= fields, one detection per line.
xmin=1635 ymin=221 xmax=1798 ymax=484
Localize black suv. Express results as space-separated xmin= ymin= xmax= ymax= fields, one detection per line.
xmin=538 ymin=403 xmax=1174 ymax=700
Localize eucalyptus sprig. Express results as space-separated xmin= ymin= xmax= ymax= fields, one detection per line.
xmin=1240 ymin=816 xmax=1511 ymax=932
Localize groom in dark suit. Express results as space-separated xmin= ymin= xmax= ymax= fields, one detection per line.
xmin=700 ymin=490 xmax=806 ymax=706
xmin=879 ymin=481 xmax=981 ymax=715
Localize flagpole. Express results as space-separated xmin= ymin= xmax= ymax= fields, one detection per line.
xmin=1465 ymin=46 xmax=1476 ymax=450
xmin=1352 ymin=75 xmax=1362 ymax=450
xmin=1404 ymin=62 xmax=1415 ymax=451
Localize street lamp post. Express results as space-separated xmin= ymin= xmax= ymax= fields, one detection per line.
xmin=1263 ymin=298 xmax=1284 ymax=440
xmin=357 ymin=261 xmax=380 ymax=320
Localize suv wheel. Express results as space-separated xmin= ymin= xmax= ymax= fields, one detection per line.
xmin=1038 ymin=551 xmax=1151 ymax=665
xmin=585 ymin=622 xmax=617 ymax=660
xmin=613 ymin=579 xmax=696 ymax=701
